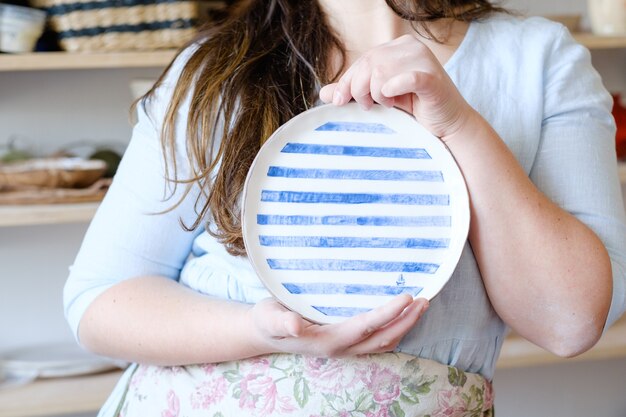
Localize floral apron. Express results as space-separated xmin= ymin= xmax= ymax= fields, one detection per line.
xmin=107 ymin=352 xmax=493 ymax=417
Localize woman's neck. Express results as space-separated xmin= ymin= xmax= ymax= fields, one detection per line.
xmin=318 ymin=0 xmax=470 ymax=69
xmin=319 ymin=1 xmax=411 ymax=60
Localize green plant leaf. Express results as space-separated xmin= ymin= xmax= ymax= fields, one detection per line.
xmin=294 ymin=377 xmax=310 ymax=407
xmin=447 ymin=367 xmax=467 ymax=387
xmin=354 ymin=392 xmax=373 ymax=411
xmin=223 ymin=370 xmax=242 ymax=383
xmin=391 ymin=400 xmax=406 ymax=417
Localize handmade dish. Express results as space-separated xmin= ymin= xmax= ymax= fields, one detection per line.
xmin=242 ymin=103 xmax=470 ymax=324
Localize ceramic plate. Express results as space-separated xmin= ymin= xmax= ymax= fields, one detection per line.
xmin=242 ymin=103 xmax=469 ymax=324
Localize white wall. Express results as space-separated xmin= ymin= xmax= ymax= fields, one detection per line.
xmin=1 ymin=0 xmax=625 ymax=416
xmin=495 ymin=359 xmax=626 ymax=417
xmin=507 ymin=0 xmax=626 ymax=94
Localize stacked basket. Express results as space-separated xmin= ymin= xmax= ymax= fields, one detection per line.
xmin=31 ymin=0 xmax=201 ymax=51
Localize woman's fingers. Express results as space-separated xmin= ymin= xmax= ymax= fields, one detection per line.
xmin=252 ymin=298 xmax=307 ymax=339
xmin=381 ymin=70 xmax=437 ymax=99
xmin=332 ymin=293 xmax=414 ymax=344
xmin=317 ymin=34 xmax=472 ymax=139
xmin=315 ymin=295 xmax=428 ymax=357
xmin=348 ymin=61 xmax=376 ymax=110
xmin=332 ymin=63 xmax=356 ymax=105
xmin=319 ymin=83 xmax=337 ymax=103
xmin=252 ymin=294 xmax=428 ymax=358
xmin=280 ymin=310 xmax=307 ymax=338
xmin=347 ymin=298 xmax=429 ymax=355
xmin=370 ymin=67 xmax=395 ymax=108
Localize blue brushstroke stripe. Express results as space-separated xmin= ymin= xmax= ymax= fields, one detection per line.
xmin=315 ymin=121 xmax=395 ymax=134
xmin=257 ymin=214 xmax=451 ymax=227
xmin=57 ymin=19 xmax=196 ymax=39
xmin=281 ymin=143 xmax=431 ymax=159
xmin=313 ymin=306 xmax=372 ymax=317
xmin=45 ymin=0 xmax=184 ymax=15
xmin=261 ymin=191 xmax=449 ymax=205
xmin=267 ymin=259 xmax=439 ymax=273
xmin=260 ymin=236 xmax=449 ymax=249
xmin=267 ymin=166 xmax=443 ymax=182
xmin=283 ymin=282 xmax=423 ymax=296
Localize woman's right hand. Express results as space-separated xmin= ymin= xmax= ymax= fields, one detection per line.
xmin=249 ymin=294 xmax=428 ymax=358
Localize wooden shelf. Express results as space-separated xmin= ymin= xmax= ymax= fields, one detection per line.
xmin=0 ymin=50 xmax=176 ymax=72
xmin=0 ymin=32 xmax=623 ymax=72
xmin=0 ymin=369 xmax=122 ymax=417
xmin=619 ymin=162 xmax=626 ymax=184
xmin=0 ymin=202 xmax=99 ymax=227
xmin=0 ymin=162 xmax=623 ymax=228
xmin=4 ymin=162 xmax=626 ymax=228
xmin=497 ymin=316 xmax=626 ymax=369
xmin=573 ymin=33 xmax=626 ymax=49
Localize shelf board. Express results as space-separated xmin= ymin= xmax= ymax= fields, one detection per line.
xmin=0 ymin=369 xmax=122 ymax=417
xmin=0 ymin=202 xmax=99 ymax=227
xmin=573 ymin=33 xmax=626 ymax=49
xmin=619 ymin=162 xmax=626 ymax=184
xmin=0 ymin=50 xmax=176 ymax=72
xmin=497 ymin=316 xmax=626 ymax=369
xmin=0 ymin=162 xmax=624 ymax=228
xmin=0 ymin=32 xmax=623 ymax=72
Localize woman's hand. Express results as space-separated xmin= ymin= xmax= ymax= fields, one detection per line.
xmin=319 ymin=34 xmax=476 ymax=142
xmin=323 ymin=35 xmax=614 ymax=359
xmin=249 ymin=294 xmax=428 ymax=358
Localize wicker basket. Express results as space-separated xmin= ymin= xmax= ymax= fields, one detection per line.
xmin=32 ymin=0 xmax=201 ymax=52
xmin=0 ymin=158 xmax=107 ymax=189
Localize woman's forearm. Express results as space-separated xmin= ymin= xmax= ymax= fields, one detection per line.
xmin=78 ymin=276 xmax=266 ymax=366
xmin=78 ymin=275 xmax=429 ymax=366
xmin=444 ymin=111 xmax=612 ymax=357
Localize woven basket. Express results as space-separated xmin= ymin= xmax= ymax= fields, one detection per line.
xmin=0 ymin=158 xmax=107 ymax=189
xmin=32 ymin=0 xmax=200 ymax=52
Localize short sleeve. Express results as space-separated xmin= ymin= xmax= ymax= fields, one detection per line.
xmin=529 ymin=26 xmax=626 ymax=329
xmin=63 ymin=47 xmax=205 ymax=341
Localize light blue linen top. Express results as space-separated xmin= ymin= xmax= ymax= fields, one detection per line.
xmin=64 ymin=13 xmax=626 ymax=390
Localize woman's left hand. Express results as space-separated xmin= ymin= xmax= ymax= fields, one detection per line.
xmin=319 ymin=34 xmax=476 ymax=142
xmin=321 ymin=34 xmax=615 ymax=360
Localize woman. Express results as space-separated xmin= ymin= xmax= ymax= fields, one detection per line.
xmin=65 ymin=1 xmax=626 ymax=415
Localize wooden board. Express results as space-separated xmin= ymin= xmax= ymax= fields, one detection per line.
xmin=0 ymin=50 xmax=176 ymax=72
xmin=0 ymin=179 xmax=110 ymax=205
xmin=0 ymin=370 xmax=123 ymax=417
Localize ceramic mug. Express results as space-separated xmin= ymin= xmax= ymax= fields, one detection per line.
xmin=588 ymin=0 xmax=626 ymax=35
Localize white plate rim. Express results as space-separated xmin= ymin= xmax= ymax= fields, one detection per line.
xmin=242 ymin=103 xmax=470 ymax=324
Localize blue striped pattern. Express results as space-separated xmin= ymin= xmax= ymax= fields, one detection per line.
xmin=246 ymin=110 xmax=464 ymax=322
xmin=267 ymin=166 xmax=443 ymax=181
xmin=260 ymin=236 xmax=449 ymax=249
xmin=256 ymin=214 xmax=451 ymax=227
xmin=283 ymin=283 xmax=423 ymax=296
xmin=281 ymin=143 xmax=431 ymax=159
xmin=44 ymin=0 xmax=185 ymax=15
xmin=315 ymin=121 xmax=395 ymax=134
xmin=261 ymin=191 xmax=449 ymax=205
xmin=266 ymin=259 xmax=440 ymax=274
xmin=312 ymin=306 xmax=373 ymax=317
xmin=57 ymin=19 xmax=196 ymax=39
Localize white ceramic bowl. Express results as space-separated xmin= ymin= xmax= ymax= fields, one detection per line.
xmin=0 ymin=3 xmax=46 ymax=53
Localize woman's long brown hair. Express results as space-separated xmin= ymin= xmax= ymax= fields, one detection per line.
xmin=143 ymin=0 xmax=505 ymax=256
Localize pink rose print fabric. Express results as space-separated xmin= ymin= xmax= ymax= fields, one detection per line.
xmin=116 ymin=353 xmax=493 ymax=417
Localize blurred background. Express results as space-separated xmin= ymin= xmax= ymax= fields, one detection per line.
xmin=0 ymin=0 xmax=625 ymax=416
